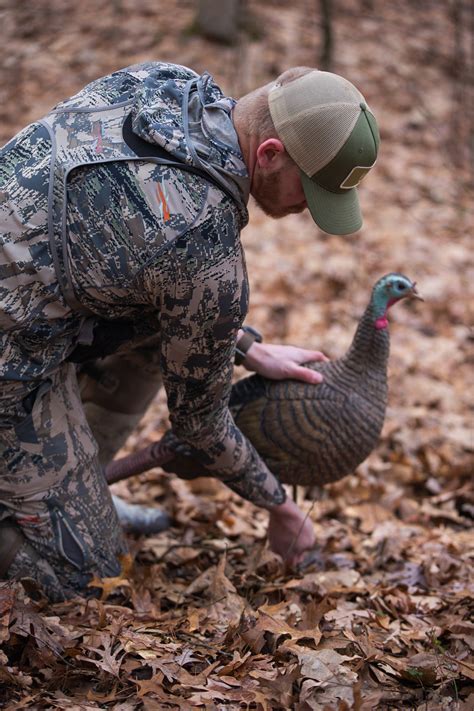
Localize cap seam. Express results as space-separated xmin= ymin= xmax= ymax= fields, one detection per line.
xmin=274 ymin=102 xmax=363 ymax=128
xmin=363 ymin=110 xmax=378 ymax=149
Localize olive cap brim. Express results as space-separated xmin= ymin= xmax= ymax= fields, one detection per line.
xmin=301 ymin=172 xmax=362 ymax=235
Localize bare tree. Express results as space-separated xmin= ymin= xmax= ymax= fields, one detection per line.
xmin=195 ymin=0 xmax=242 ymax=44
xmin=320 ymin=0 xmax=334 ymax=70
xmin=450 ymin=0 xmax=473 ymax=186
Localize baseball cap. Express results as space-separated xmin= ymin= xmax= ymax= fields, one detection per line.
xmin=268 ymin=70 xmax=379 ymax=235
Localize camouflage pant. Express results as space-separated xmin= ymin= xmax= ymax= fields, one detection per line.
xmin=0 ymin=340 xmax=162 ymax=601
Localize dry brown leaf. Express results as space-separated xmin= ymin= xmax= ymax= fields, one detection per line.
xmin=0 ymin=584 xmax=16 ymax=643
xmin=78 ymin=634 xmax=125 ymax=677
xmin=87 ymin=553 xmax=134 ymax=600
xmin=1 ymin=2 xmax=472 ymax=709
xmin=285 ymin=569 xmax=362 ymax=595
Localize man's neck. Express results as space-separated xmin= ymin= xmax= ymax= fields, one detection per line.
xmin=232 ymin=101 xmax=259 ymax=186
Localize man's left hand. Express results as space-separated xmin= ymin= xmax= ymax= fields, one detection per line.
xmin=242 ymin=341 xmax=329 ymax=384
xmin=267 ymin=496 xmax=316 ymax=565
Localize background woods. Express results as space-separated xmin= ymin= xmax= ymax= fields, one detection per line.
xmin=0 ymin=1 xmax=473 ymax=709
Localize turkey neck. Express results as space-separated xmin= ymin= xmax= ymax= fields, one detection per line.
xmin=340 ymin=303 xmax=390 ymax=379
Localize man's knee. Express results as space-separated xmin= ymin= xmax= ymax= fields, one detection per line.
xmin=79 ymin=347 xmax=163 ymax=464
xmin=79 ymin=350 xmax=162 ymax=415
xmin=81 ymin=401 xmax=143 ymax=466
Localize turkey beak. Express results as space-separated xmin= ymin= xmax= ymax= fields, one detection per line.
xmin=408 ymin=282 xmax=424 ymax=301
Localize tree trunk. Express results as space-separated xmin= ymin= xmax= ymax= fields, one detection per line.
xmin=320 ymin=0 xmax=333 ymax=70
xmin=196 ymin=0 xmax=241 ymax=43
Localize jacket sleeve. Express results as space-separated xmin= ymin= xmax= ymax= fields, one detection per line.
xmin=143 ymin=196 xmax=285 ymax=508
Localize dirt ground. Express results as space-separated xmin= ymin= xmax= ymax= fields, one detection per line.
xmin=0 ymin=1 xmax=473 ymax=709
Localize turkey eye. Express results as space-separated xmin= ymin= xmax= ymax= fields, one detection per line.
xmin=396 ymin=282 xmax=405 ymax=291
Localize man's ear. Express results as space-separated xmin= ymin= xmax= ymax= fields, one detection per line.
xmin=256 ymin=138 xmax=286 ymax=170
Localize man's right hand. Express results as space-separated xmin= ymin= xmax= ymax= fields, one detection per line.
xmin=267 ymin=496 xmax=316 ymax=566
xmin=242 ymin=340 xmax=328 ymax=384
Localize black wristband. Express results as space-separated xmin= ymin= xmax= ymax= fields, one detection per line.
xmin=234 ymin=325 xmax=263 ymax=365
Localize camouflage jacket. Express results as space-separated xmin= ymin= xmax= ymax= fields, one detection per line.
xmin=0 ymin=62 xmax=285 ymax=507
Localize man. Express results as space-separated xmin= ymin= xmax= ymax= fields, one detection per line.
xmin=0 ymin=62 xmax=379 ymax=600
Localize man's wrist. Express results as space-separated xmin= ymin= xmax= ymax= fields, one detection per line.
xmin=269 ymin=495 xmax=304 ymax=516
xmin=235 ymin=325 xmax=263 ymax=365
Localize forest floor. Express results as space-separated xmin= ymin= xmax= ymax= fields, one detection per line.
xmin=0 ymin=1 xmax=473 ymax=709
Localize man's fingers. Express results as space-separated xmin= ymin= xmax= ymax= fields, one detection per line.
xmin=304 ymin=350 xmax=329 ymax=362
xmin=291 ymin=365 xmax=323 ymax=384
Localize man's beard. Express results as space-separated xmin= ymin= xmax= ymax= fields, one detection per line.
xmin=253 ymin=172 xmax=306 ymax=219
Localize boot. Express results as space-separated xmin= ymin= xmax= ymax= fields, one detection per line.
xmin=112 ymin=495 xmax=171 ymax=535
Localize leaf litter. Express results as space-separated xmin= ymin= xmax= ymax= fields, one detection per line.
xmin=0 ymin=0 xmax=472 ymax=708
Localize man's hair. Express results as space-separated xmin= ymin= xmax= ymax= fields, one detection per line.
xmin=239 ymin=66 xmax=314 ymax=141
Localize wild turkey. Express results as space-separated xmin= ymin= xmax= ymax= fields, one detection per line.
xmin=105 ymin=273 xmax=422 ymax=487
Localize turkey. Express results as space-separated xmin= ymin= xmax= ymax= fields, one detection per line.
xmin=105 ymin=273 xmax=422 ymax=487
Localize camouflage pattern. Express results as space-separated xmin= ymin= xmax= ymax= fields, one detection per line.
xmin=0 ymin=61 xmax=286 ymax=598
xmin=0 ymin=363 xmax=126 ymax=600
xmin=7 ymin=539 xmax=67 ymax=603
xmin=0 ymin=120 xmax=80 ymax=381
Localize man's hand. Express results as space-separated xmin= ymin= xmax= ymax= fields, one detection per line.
xmin=267 ymin=497 xmax=316 ymax=566
xmin=242 ymin=341 xmax=329 ymax=384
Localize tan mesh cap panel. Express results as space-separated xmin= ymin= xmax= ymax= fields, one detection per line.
xmin=269 ymin=71 xmax=367 ymax=177
xmin=268 ymin=69 xmax=379 ymax=235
